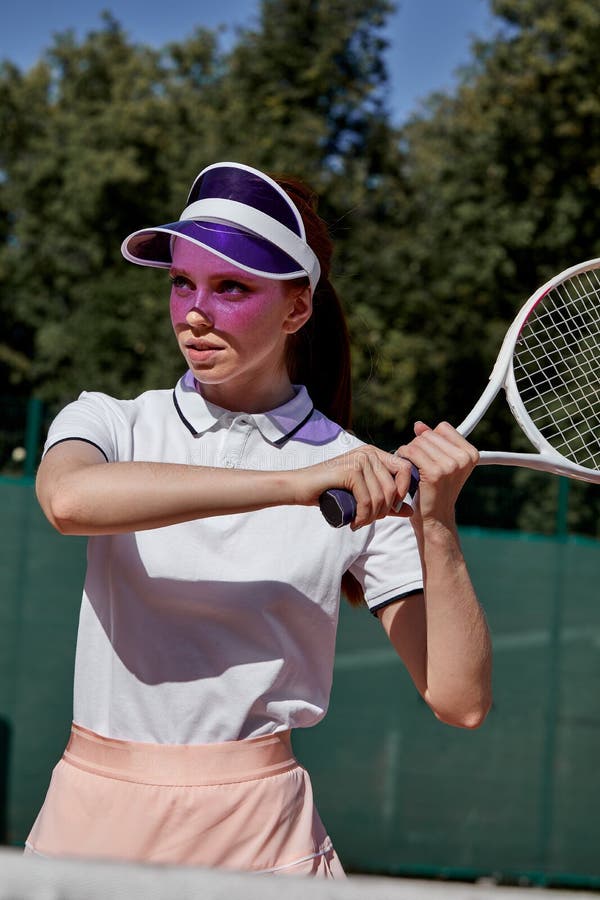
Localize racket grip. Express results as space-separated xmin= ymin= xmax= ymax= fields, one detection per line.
xmin=319 ymin=464 xmax=420 ymax=528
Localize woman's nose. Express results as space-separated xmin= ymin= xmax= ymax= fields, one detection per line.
xmin=185 ymin=297 xmax=213 ymax=327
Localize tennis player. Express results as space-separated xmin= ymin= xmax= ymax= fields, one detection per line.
xmin=27 ymin=162 xmax=492 ymax=876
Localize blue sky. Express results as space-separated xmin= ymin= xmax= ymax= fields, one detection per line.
xmin=0 ymin=0 xmax=497 ymax=123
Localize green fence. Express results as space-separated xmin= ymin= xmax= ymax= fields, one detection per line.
xmin=295 ymin=529 xmax=600 ymax=886
xmin=1 ymin=479 xmax=599 ymax=886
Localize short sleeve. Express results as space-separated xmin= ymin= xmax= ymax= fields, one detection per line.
xmin=43 ymin=391 xmax=130 ymax=463
xmin=348 ymin=516 xmax=423 ymax=615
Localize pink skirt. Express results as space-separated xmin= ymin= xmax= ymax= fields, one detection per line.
xmin=25 ymin=723 xmax=345 ymax=877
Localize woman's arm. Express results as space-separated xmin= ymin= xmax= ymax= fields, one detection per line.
xmin=378 ymin=421 xmax=493 ymax=729
xmin=36 ymin=438 xmax=417 ymax=535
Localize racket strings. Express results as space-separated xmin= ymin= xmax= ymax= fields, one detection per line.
xmin=520 ymin=288 xmax=600 ymax=465
xmin=513 ymin=268 xmax=600 ymax=469
xmin=516 ymin=279 xmax=600 ymax=466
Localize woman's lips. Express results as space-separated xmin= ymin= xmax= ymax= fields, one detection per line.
xmin=185 ymin=341 xmax=224 ymax=363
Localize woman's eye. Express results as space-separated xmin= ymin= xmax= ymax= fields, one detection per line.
xmin=170 ymin=275 xmax=192 ymax=290
xmin=218 ymin=280 xmax=248 ymax=295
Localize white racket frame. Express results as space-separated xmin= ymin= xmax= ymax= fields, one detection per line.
xmin=456 ymin=258 xmax=600 ymax=484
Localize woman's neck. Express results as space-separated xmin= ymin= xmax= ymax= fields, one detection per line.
xmin=195 ymin=372 xmax=297 ymax=414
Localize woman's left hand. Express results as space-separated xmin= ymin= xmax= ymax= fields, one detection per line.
xmin=396 ymin=421 xmax=479 ymax=527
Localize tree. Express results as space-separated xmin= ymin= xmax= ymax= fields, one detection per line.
xmin=0 ymin=2 xmax=398 ymax=411
xmin=0 ymin=13 xmax=224 ymax=406
xmin=387 ymin=0 xmax=600 ymax=534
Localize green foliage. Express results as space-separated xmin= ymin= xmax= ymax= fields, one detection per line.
xmin=1 ymin=0 xmax=600 ymax=535
xmin=384 ymin=0 xmax=600 ymax=535
xmin=0 ymin=1 xmax=395 ymax=403
xmin=219 ymin=0 xmax=392 ymax=171
xmin=0 ymin=12 xmax=223 ymax=402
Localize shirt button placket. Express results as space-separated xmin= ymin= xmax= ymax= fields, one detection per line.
xmin=223 ymin=417 xmax=253 ymax=469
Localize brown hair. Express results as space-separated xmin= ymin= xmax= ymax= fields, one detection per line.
xmin=275 ymin=175 xmax=363 ymax=607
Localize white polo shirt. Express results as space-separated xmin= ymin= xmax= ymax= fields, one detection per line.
xmin=44 ymin=371 xmax=423 ymax=745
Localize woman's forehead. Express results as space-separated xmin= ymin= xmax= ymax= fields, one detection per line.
xmin=170 ymin=238 xmax=249 ymax=277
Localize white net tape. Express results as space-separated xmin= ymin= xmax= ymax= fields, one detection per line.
xmin=1 ymin=849 xmax=594 ymax=900
xmin=1 ymin=849 xmax=595 ymax=900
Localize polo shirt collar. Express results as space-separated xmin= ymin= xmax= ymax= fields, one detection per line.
xmin=173 ymin=370 xmax=314 ymax=446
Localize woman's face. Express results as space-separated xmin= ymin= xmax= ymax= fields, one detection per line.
xmin=169 ymin=239 xmax=310 ymax=410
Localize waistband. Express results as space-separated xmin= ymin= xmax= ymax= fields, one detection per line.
xmin=63 ymin=723 xmax=298 ymax=786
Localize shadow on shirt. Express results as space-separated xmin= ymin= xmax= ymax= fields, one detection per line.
xmin=84 ymin=531 xmax=338 ymax=689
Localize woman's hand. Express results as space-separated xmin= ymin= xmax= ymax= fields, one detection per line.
xmin=293 ymin=445 xmax=416 ymax=530
xmin=396 ymin=421 xmax=479 ymax=528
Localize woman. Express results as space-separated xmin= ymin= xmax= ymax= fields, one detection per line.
xmin=27 ymin=162 xmax=492 ymax=876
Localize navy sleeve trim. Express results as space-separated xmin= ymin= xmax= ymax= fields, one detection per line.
xmin=369 ymin=588 xmax=424 ymax=617
xmin=44 ymin=437 xmax=110 ymax=463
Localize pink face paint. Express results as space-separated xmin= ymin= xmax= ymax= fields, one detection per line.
xmin=169 ymin=275 xmax=286 ymax=332
xmin=169 ymin=291 xmax=203 ymax=330
xmin=169 ymin=239 xmax=291 ymax=336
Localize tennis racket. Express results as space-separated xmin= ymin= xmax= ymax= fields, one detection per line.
xmin=320 ymin=258 xmax=600 ymax=527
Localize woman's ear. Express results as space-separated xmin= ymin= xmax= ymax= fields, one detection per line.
xmin=283 ymin=284 xmax=313 ymax=334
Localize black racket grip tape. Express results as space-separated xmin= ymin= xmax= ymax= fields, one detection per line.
xmin=319 ymin=464 xmax=420 ymax=528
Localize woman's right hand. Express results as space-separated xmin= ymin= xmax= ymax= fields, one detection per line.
xmin=293 ymin=446 xmax=416 ymax=530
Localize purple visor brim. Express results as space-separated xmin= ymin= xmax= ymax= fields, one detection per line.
xmin=122 ymin=220 xmax=307 ymax=281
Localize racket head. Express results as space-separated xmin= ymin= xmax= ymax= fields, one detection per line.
xmin=502 ymin=259 xmax=600 ymax=480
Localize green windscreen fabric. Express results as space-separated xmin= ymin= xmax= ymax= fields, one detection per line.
xmin=0 ymin=482 xmax=85 ymax=844
xmin=1 ymin=482 xmax=599 ymax=886
xmin=295 ymin=530 xmax=600 ymax=885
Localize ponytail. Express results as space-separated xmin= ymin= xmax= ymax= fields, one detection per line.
xmin=275 ymin=175 xmax=364 ymax=608
xmin=285 ymin=276 xmax=352 ymax=431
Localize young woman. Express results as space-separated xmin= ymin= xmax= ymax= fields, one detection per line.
xmin=27 ymin=162 xmax=492 ymax=877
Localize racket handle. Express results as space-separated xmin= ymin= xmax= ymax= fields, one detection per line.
xmin=319 ymin=464 xmax=420 ymax=528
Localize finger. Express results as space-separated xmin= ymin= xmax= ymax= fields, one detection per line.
xmin=347 ymin=455 xmax=381 ymax=529
xmin=373 ymin=447 xmax=414 ymax=476
xmin=354 ymin=448 xmax=411 ymax=528
xmin=420 ymin=429 xmax=478 ymax=472
xmin=351 ymin=457 xmax=381 ymax=530
xmin=413 ymin=420 xmax=432 ymax=436
xmin=392 ymin=453 xmax=418 ymax=486
xmin=389 ymin=456 xmax=418 ymax=516
xmin=409 ymin=426 xmax=473 ymax=461
xmin=430 ymin=422 xmax=480 ymax=464
xmin=398 ymin=436 xmax=458 ymax=479
xmin=414 ymin=421 xmax=478 ymax=465
xmin=411 ymin=422 xmax=469 ymax=473
xmin=357 ymin=458 xmax=385 ymax=525
xmin=367 ymin=449 xmax=414 ymax=508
